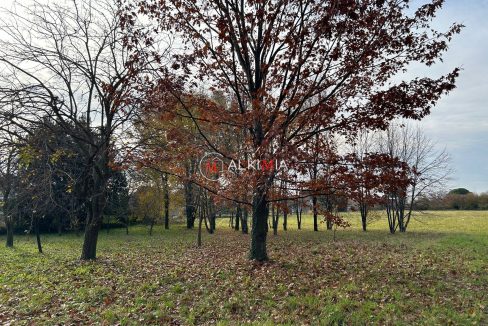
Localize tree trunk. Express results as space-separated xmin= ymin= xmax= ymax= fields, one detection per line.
xmin=80 ymin=158 xmax=108 ymax=260
xmin=361 ymin=214 xmax=367 ymax=231
xmin=81 ymin=191 xmax=104 ymax=260
xmin=164 ymin=204 xmax=169 ymax=230
xmin=296 ymin=206 xmax=302 ymax=230
xmin=312 ymin=196 xmax=318 ymax=232
xmin=386 ymin=198 xmax=397 ymax=234
xmin=241 ymin=208 xmax=249 ymax=234
xmin=186 ymin=205 xmax=195 ymax=228
xmin=81 ymin=220 xmax=101 ymax=260
xmin=35 ymin=217 xmax=43 ymax=254
xmin=3 ymin=158 xmax=14 ymax=248
xmin=197 ymin=211 xmax=203 ymax=247
xmin=235 ymin=205 xmax=241 ymax=231
xmin=163 ymin=172 xmax=170 ymax=230
xmin=185 ymin=163 xmax=195 ymax=229
xmin=164 ymin=207 xmax=169 ymax=229
xmin=398 ymin=203 xmax=406 ymax=232
xmin=149 ymin=220 xmax=154 ymax=236
xmin=250 ymin=190 xmax=268 ymax=261
xmin=326 ymin=219 xmax=333 ymax=230
xmin=272 ymin=206 xmax=279 ymax=235
xmin=209 ymin=213 xmax=215 ymax=234
xmin=360 ymin=204 xmax=368 ymax=231
xmin=283 ymin=206 xmax=287 ymax=231
xmin=399 ymin=221 xmax=406 ymax=232
xmin=5 ymin=219 xmax=13 ymax=248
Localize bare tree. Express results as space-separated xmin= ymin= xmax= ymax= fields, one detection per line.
xmin=0 ymin=0 xmax=151 ymax=259
xmin=378 ymin=123 xmax=451 ymax=233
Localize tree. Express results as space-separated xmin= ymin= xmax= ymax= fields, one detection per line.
xmin=308 ymin=134 xmax=321 ymax=232
xmin=104 ymin=170 xmax=131 ymax=233
xmin=122 ymin=0 xmax=461 ymax=260
xmin=347 ymin=131 xmax=405 ymax=231
xmin=449 ymin=188 xmax=470 ymax=195
xmin=23 ymin=121 xmax=89 ymax=236
xmin=129 ymin=167 xmax=169 ymax=234
xmin=349 ymin=132 xmax=375 ymax=231
xmin=16 ymin=152 xmax=52 ymax=254
xmin=0 ymin=141 xmax=18 ymax=248
xmin=0 ymin=0 xmax=150 ymax=259
xmin=378 ymin=123 xmax=451 ymax=232
xmin=195 ymin=186 xmax=218 ymax=246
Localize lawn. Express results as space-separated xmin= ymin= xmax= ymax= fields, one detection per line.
xmin=1 ymin=211 xmax=488 ymax=325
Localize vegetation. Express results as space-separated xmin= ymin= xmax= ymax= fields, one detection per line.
xmin=0 ymin=1 xmax=483 ymax=324
xmin=449 ymin=188 xmax=471 ymax=195
xmin=1 ymin=211 xmax=488 ymax=325
xmin=415 ymin=190 xmax=488 ymax=210
xmin=120 ymin=0 xmax=461 ymax=261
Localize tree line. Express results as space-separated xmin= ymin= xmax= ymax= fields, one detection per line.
xmin=415 ymin=189 xmax=488 ymax=211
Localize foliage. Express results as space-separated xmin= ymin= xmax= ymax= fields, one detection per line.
xmin=120 ymin=0 xmax=462 ymax=260
xmin=449 ymin=188 xmax=471 ymax=195
xmin=416 ymin=191 xmax=488 ymax=210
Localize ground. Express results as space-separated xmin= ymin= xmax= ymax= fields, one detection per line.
xmin=1 ymin=211 xmax=488 ymax=325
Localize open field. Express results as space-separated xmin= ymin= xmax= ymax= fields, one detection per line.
xmin=1 ymin=211 xmax=488 ymax=325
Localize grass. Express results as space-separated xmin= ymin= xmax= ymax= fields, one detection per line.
xmin=1 ymin=210 xmax=488 ymax=325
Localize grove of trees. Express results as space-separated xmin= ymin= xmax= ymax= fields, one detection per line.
xmin=0 ymin=0 xmax=463 ymax=261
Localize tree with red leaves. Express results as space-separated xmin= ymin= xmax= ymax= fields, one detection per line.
xmin=347 ymin=131 xmax=389 ymax=231
xmin=120 ymin=0 xmax=461 ymax=261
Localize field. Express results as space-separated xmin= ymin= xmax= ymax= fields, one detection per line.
xmin=1 ymin=211 xmax=488 ymax=325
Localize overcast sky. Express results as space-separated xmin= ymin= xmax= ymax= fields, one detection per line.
xmin=1 ymin=0 xmax=487 ymax=192
xmin=410 ymin=0 xmax=488 ymax=193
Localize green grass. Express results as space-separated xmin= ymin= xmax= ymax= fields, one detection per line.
xmin=1 ymin=211 xmax=488 ymax=325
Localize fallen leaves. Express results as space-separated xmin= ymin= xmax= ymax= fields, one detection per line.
xmin=0 ymin=223 xmax=487 ymax=325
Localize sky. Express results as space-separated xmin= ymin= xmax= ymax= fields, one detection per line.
xmin=409 ymin=0 xmax=488 ymax=193
xmin=0 ymin=0 xmax=487 ymax=193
